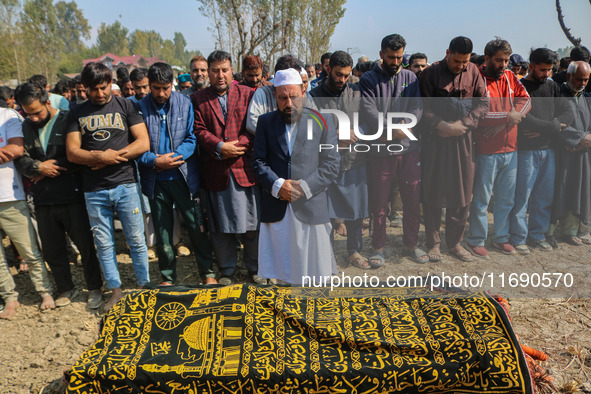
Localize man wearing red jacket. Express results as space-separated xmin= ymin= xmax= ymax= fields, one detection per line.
xmin=467 ymin=38 xmax=531 ymax=258
xmin=192 ymin=50 xmax=263 ymax=285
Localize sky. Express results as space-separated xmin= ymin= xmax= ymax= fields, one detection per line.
xmin=75 ymin=0 xmax=590 ymax=64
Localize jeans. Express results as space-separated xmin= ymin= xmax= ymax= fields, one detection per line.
xmin=84 ymin=183 xmax=149 ymax=289
xmin=509 ymin=149 xmax=555 ymax=245
xmin=468 ymin=151 xmax=517 ymax=246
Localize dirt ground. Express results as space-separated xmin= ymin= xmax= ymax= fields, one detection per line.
xmin=1 ymin=219 xmax=590 ymax=394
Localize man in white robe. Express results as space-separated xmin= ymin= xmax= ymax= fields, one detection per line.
xmin=252 ymin=69 xmax=340 ymax=285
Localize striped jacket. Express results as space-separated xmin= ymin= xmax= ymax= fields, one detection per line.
xmin=474 ymin=68 xmax=531 ymax=155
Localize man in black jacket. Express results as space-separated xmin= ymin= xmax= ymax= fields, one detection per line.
xmin=14 ymin=83 xmax=103 ymax=309
xmin=310 ymin=50 xmax=370 ymax=269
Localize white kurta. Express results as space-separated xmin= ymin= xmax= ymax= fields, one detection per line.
xmin=258 ymin=123 xmax=337 ymax=284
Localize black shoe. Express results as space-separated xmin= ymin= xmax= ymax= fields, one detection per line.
xmin=546 ymin=235 xmax=559 ymax=249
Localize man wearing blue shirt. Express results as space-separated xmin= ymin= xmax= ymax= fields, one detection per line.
xmin=137 ymin=63 xmax=216 ymax=285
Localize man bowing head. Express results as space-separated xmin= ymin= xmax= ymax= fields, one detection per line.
xmin=252 ymin=68 xmax=340 ymax=285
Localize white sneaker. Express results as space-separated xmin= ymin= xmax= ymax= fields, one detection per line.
xmin=514 ymin=244 xmax=530 ymax=255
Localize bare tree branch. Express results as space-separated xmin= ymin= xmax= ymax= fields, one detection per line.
xmin=556 ymin=0 xmax=582 ymax=47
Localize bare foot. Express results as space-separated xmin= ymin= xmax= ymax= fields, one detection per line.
xmin=0 ymin=300 xmax=20 ymax=320
xmin=103 ymin=288 xmax=124 ymax=312
xmin=428 ymin=246 xmax=443 ymax=262
xmin=40 ymin=294 xmax=55 ymax=311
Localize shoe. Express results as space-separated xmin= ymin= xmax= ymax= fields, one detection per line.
xmin=546 ymin=235 xmax=559 ymax=249
xmin=514 ymin=244 xmax=530 ymax=255
xmin=579 ymin=234 xmax=591 ymax=245
xmin=250 ymin=274 xmax=267 ymax=285
xmin=389 ymin=212 xmax=403 ymax=228
xmin=219 ymin=277 xmax=233 ymax=286
xmin=466 ymin=244 xmax=490 ymax=259
xmin=176 ymin=245 xmax=191 ymax=257
xmin=159 ymin=281 xmax=173 ymax=286
xmin=528 ymin=239 xmax=552 ymax=251
xmin=204 ymin=277 xmax=218 ymax=285
xmin=87 ymin=290 xmax=103 ymax=309
xmin=55 ymin=288 xmax=80 ymax=308
xmin=493 ymin=242 xmax=516 ymax=255
xmin=147 ymin=248 xmax=156 ymax=259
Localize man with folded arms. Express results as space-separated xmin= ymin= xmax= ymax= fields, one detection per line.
xmin=14 ymin=83 xmax=103 ymax=308
xmin=66 ymin=62 xmax=150 ymax=311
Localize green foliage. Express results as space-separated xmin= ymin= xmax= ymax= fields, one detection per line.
xmin=0 ymin=1 xmax=197 ymax=83
xmin=97 ymin=21 xmax=129 ymax=56
xmin=128 ymin=29 xmax=197 ymax=68
xmin=0 ymin=0 xmax=90 ymax=83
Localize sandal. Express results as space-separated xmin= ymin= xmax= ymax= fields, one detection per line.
xmin=349 ymin=253 xmax=371 ymax=270
xmin=578 ymin=234 xmax=591 ymax=245
xmin=565 ymin=235 xmax=583 ymax=246
xmin=428 ymin=247 xmax=443 ymax=262
xmin=18 ymin=262 xmax=29 ymax=274
xmin=368 ymin=252 xmax=385 ymax=268
xmin=449 ymin=245 xmax=473 ymax=262
xmin=409 ymin=248 xmax=429 ymax=264
xmin=335 ymin=222 xmax=347 ymax=237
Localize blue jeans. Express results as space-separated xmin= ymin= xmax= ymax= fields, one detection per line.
xmin=468 ymin=151 xmax=517 ymax=246
xmin=85 ymin=183 xmax=149 ymax=289
xmin=509 ymin=149 xmax=555 ymax=245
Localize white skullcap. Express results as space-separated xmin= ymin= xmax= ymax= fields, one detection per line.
xmin=111 ymin=83 xmax=121 ymax=91
xmin=274 ymin=68 xmax=303 ymax=87
xmin=299 ymin=68 xmax=307 ymax=76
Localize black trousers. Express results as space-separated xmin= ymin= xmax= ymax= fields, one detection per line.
xmin=35 ymin=202 xmax=103 ymax=293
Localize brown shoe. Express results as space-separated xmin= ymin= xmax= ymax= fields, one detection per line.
xmin=204 ymin=277 xmax=218 ymax=285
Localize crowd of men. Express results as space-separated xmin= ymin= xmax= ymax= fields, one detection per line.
xmin=0 ymin=33 xmax=590 ymax=320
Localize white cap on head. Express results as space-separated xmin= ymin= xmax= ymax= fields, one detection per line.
xmin=111 ymin=83 xmax=121 ymax=91
xmin=274 ymin=68 xmax=303 ymax=87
